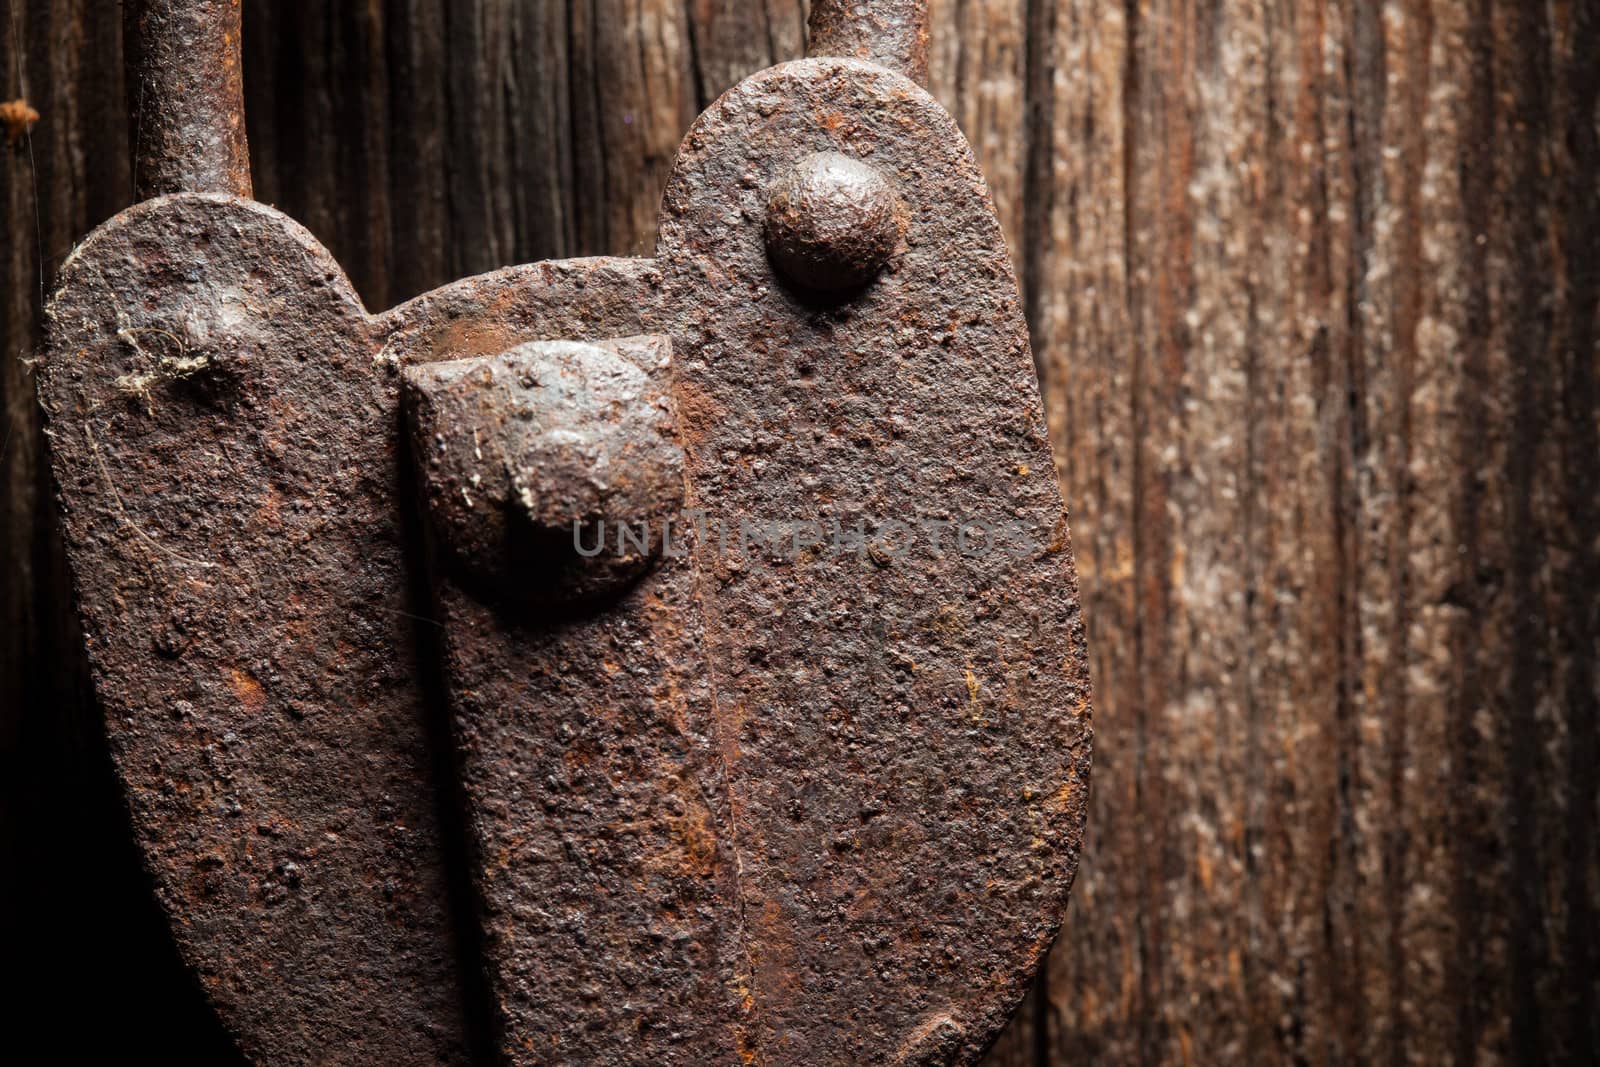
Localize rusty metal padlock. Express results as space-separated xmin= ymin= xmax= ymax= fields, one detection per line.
xmin=36 ymin=1 xmax=1091 ymax=1064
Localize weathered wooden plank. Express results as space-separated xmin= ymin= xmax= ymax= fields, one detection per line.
xmin=1037 ymin=1 xmax=1599 ymax=1063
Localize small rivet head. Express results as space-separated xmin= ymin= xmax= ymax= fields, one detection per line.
xmin=764 ymin=152 xmax=905 ymax=293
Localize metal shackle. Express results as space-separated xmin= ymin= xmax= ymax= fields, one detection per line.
xmin=124 ymin=0 xmax=930 ymax=203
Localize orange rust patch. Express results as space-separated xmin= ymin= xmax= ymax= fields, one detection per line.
xmin=228 ymin=667 xmax=266 ymax=712
xmin=424 ymin=316 xmax=516 ymax=364
xmin=669 ymin=796 xmax=718 ymax=878
xmin=669 ymin=377 xmax=723 ymax=442
xmin=1046 ymin=519 xmax=1070 ymax=553
xmin=254 ymin=487 xmax=283 ymax=528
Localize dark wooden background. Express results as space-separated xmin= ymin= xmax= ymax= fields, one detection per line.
xmin=3 ymin=1 xmax=1595 ymax=1063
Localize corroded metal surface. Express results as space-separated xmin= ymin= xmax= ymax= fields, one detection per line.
xmin=657 ymin=58 xmax=1090 ymax=1065
xmin=124 ymin=0 xmax=251 ymax=199
xmin=403 ymin=338 xmax=684 ymax=612
xmin=389 ymin=266 xmax=747 ymax=1066
xmin=410 ymin=341 xmax=743 ymax=1066
xmin=764 ymin=152 xmax=907 ymax=293
xmin=37 ymin=195 xmax=467 ymax=1064
xmin=807 ymin=0 xmax=930 ymax=87
xmin=38 ymin=3 xmax=1090 ymax=1065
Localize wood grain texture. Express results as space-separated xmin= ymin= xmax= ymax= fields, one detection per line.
xmin=3 ymin=1 xmax=1595 ymax=1064
xmin=1036 ymin=1 xmax=1600 ymax=1064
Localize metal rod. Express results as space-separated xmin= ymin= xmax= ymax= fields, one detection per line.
xmin=806 ymin=0 xmax=930 ymax=88
xmin=125 ymin=0 xmax=251 ymax=200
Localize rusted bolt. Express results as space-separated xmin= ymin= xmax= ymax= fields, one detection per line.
xmin=764 ymin=151 xmax=905 ymax=293
xmin=403 ymin=336 xmax=684 ymax=612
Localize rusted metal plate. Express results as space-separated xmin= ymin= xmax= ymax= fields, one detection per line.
xmin=655 ymin=58 xmax=1091 ymax=1065
xmin=39 ymin=7 xmax=1090 ymax=1066
xmin=37 ymin=194 xmax=469 ymax=1063
xmin=401 ymin=335 xmax=744 ymax=1064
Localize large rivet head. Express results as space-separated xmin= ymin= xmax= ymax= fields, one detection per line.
xmin=764 ymin=152 xmax=906 ymax=293
xmin=403 ymin=336 xmax=683 ymax=613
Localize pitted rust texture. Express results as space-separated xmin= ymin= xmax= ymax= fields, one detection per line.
xmin=402 ymin=339 xmax=743 ymax=1067
xmin=403 ymin=338 xmax=684 ymax=612
xmin=427 ymin=540 xmax=742 ymax=1067
xmin=125 ymin=0 xmax=251 ymax=200
xmin=807 ymin=0 xmax=930 ymax=87
xmin=764 ymin=152 xmax=907 ymax=293
xmin=657 ymin=58 xmax=1092 ymax=1065
xmin=383 ymin=257 xmax=666 ymax=368
xmin=37 ymin=195 xmax=466 ymax=1064
xmin=387 ymin=264 xmax=748 ymax=1065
